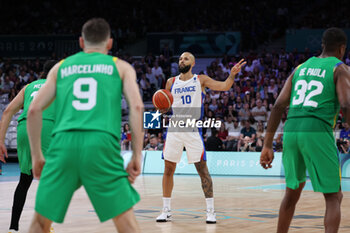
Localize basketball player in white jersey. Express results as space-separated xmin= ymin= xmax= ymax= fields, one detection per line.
xmin=156 ymin=52 xmax=245 ymax=223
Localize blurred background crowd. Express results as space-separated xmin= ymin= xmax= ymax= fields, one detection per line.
xmin=0 ymin=0 xmax=349 ymax=154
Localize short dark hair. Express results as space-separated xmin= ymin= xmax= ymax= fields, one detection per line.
xmin=322 ymin=27 xmax=347 ymax=52
xmin=42 ymin=60 xmax=57 ymax=79
xmin=82 ymin=18 xmax=110 ymax=45
xmin=211 ymin=128 xmax=218 ymax=136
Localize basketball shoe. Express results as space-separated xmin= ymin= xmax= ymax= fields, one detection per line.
xmin=206 ymin=208 xmax=216 ymax=224
xmin=156 ymin=207 xmax=172 ymax=222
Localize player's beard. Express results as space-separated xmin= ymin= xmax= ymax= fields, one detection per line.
xmin=179 ymin=64 xmax=191 ymax=74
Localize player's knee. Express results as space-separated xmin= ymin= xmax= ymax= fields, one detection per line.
xmin=19 ymin=172 xmax=33 ymax=188
xmin=324 ymin=191 xmax=343 ymax=203
xmin=164 ymin=160 xmax=176 ymax=173
xmin=195 ymin=162 xmax=210 ymax=177
xmin=197 ymin=169 xmax=210 ymax=178
xmin=339 ymin=191 xmax=343 ymax=203
xmin=113 ymin=208 xmax=139 ymax=233
xmin=283 ymin=192 xmax=300 ymax=206
xmin=164 ymin=165 xmax=176 ymax=176
xmin=335 ymin=191 xmax=343 ymax=203
xmin=33 ymin=213 xmax=51 ymax=232
xmin=113 ymin=219 xmax=133 ymax=233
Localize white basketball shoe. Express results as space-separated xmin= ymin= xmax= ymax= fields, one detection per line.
xmin=206 ymin=208 xmax=216 ymax=224
xmin=156 ymin=207 xmax=172 ymax=222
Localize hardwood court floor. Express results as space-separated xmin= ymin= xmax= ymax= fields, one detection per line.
xmin=1 ymin=174 xmax=350 ymax=232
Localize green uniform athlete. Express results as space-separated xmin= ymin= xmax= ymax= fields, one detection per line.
xmin=260 ymin=28 xmax=350 ymax=233
xmin=0 ymin=60 xmax=56 ymax=233
xmin=27 ymin=18 xmax=144 ymax=233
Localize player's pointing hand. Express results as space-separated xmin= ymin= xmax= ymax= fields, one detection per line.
xmin=230 ymin=59 xmax=246 ymax=76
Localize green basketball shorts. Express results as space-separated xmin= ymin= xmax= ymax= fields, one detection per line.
xmin=35 ymin=130 xmax=140 ymax=223
xmin=17 ymin=119 xmax=54 ymax=175
xmin=283 ymin=118 xmax=341 ymax=193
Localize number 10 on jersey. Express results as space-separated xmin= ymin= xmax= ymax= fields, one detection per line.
xmin=181 ymin=95 xmax=192 ymax=104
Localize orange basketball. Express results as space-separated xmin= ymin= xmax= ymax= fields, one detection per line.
xmin=152 ymin=89 xmax=173 ymax=110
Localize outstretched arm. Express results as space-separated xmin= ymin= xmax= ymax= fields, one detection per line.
xmin=0 ymin=87 xmax=25 ymax=162
xmin=200 ymin=59 xmax=246 ymax=91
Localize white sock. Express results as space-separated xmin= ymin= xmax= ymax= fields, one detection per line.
xmin=163 ymin=197 xmax=171 ymax=210
xmin=206 ymin=198 xmax=214 ymax=210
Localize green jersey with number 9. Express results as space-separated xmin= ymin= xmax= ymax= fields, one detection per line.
xmin=17 ymin=79 xmax=55 ymax=122
xmin=53 ymin=52 xmax=122 ymax=140
xmin=287 ymin=56 xmax=343 ymax=128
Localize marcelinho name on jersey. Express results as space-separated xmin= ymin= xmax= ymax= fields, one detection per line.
xmin=174 ymin=86 xmax=196 ymax=94
xmin=60 ymin=64 xmax=113 ymax=78
xmin=299 ymin=67 xmax=326 ymax=78
xmin=33 ymin=84 xmax=44 ymax=89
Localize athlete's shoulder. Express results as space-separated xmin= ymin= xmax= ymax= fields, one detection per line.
xmin=295 ymin=63 xmax=304 ymax=71
xmin=196 ymin=74 xmax=211 ymax=86
xmin=58 ymin=57 xmax=71 ymax=67
xmin=334 ymin=63 xmax=350 ymax=78
xmin=165 ymin=76 xmax=176 ymax=90
xmin=27 ymin=79 xmax=43 ymax=86
xmin=167 ymin=76 xmax=176 ymax=83
xmin=26 ymin=79 xmax=46 ymax=91
xmin=334 ymin=59 xmax=344 ymax=68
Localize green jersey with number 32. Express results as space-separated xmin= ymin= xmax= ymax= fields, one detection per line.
xmin=17 ymin=79 xmax=55 ymax=122
xmin=288 ymin=56 xmax=342 ymax=128
xmin=53 ymin=52 xmax=122 ymax=140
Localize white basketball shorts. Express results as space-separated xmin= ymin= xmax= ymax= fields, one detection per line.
xmin=162 ymin=131 xmax=206 ymax=163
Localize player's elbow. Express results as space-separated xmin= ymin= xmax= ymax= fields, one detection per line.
xmin=3 ymin=106 xmax=16 ymax=117
xmin=272 ymin=101 xmax=288 ymax=112
xmin=339 ymin=101 xmax=350 ymax=111
xmin=130 ymin=102 xmax=144 ymax=114
xmin=136 ymin=103 xmax=144 ymax=113
xmin=222 ymin=85 xmax=231 ymax=91
xmin=27 ymin=104 xmax=42 ymax=119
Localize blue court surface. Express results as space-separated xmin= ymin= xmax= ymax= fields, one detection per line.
xmin=1 ymin=162 xmax=350 ymax=192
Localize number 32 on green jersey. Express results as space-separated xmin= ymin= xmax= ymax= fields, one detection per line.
xmin=292 ymin=80 xmax=323 ymax=108
xmin=72 ymin=77 xmax=97 ymax=110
